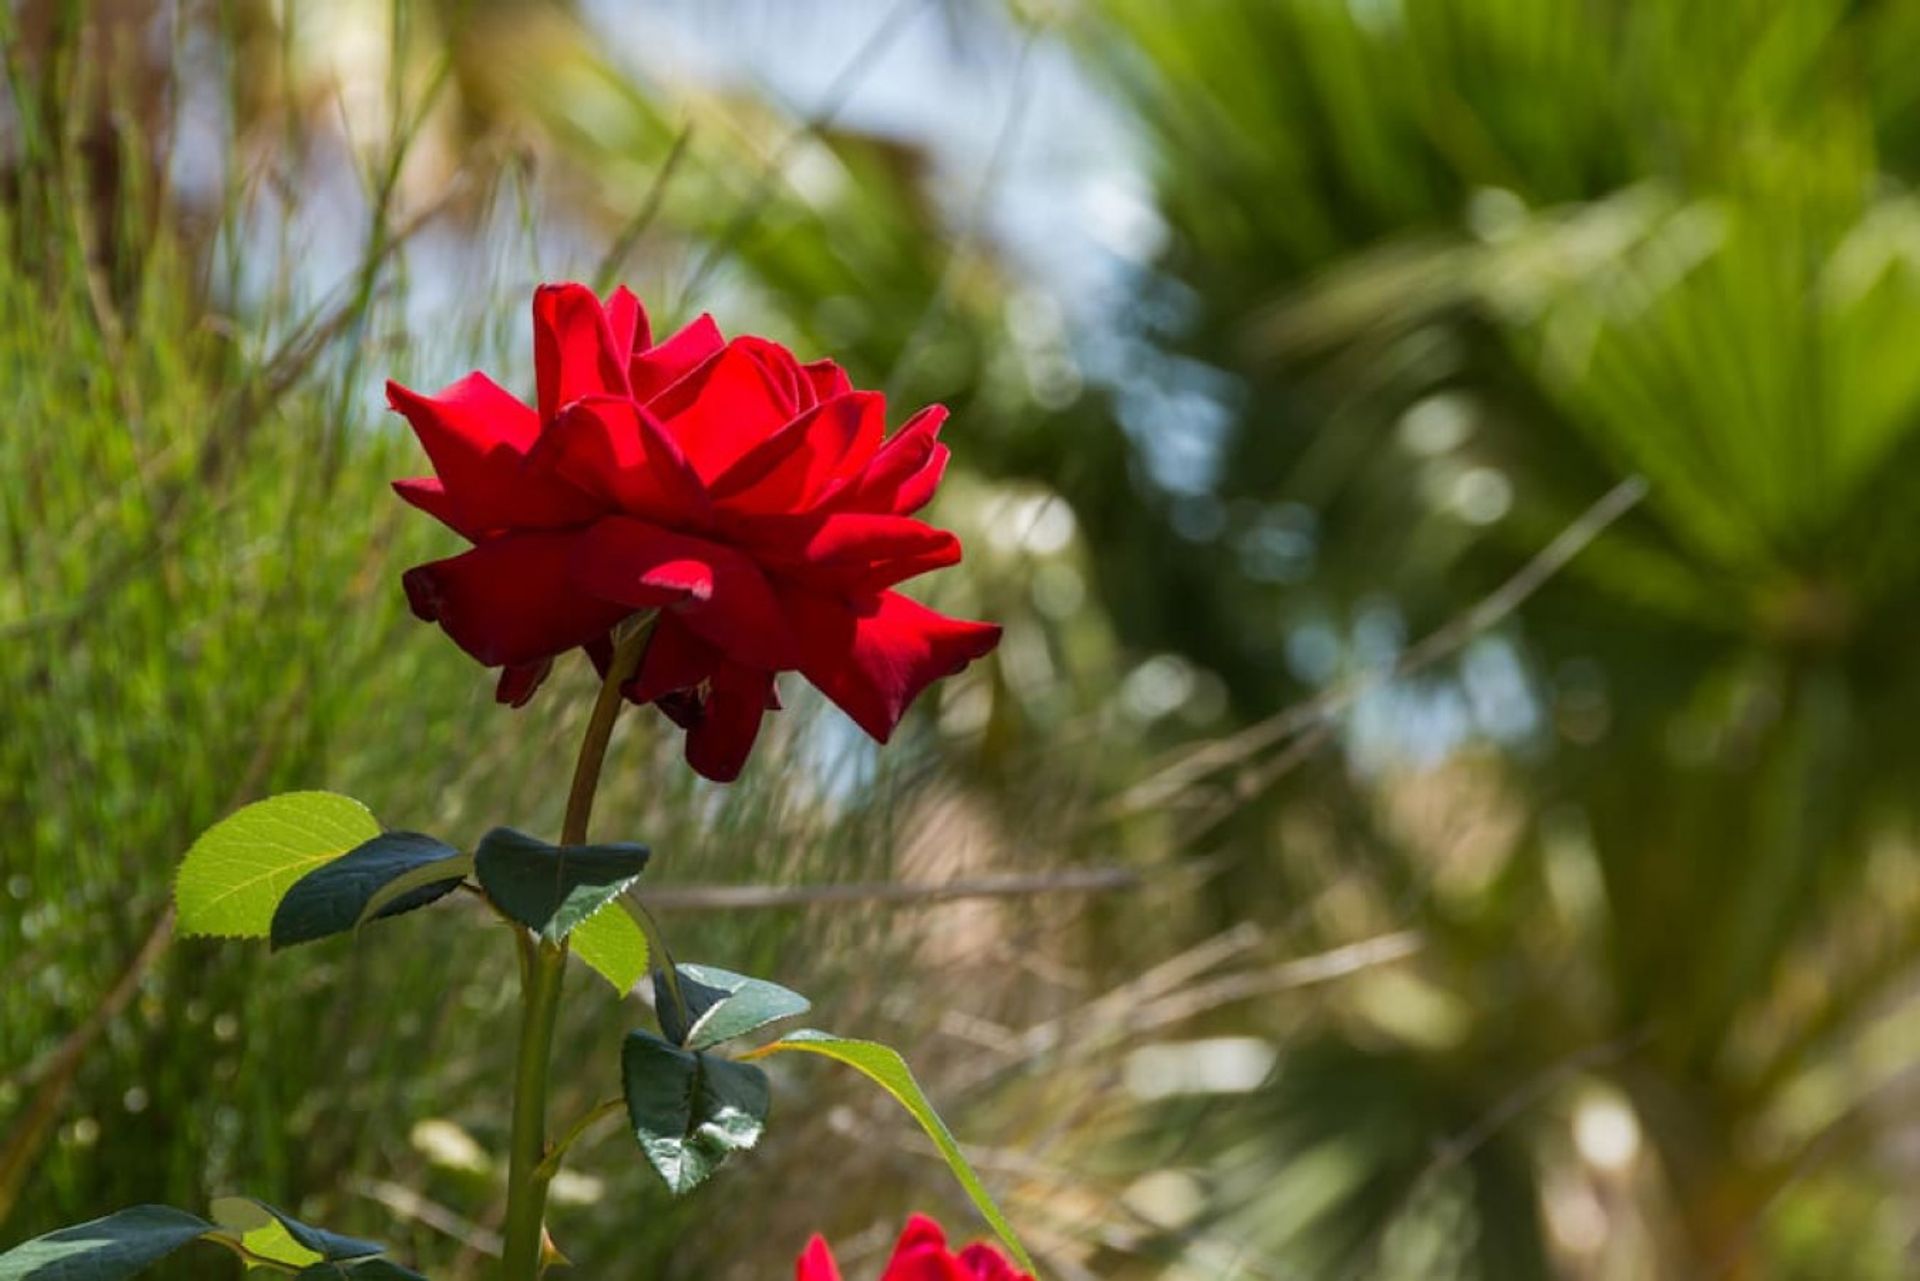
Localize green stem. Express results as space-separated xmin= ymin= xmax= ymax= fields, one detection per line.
xmin=562 ymin=614 xmax=656 ymax=848
xmin=498 ymin=935 xmax=566 ymax=1279
xmin=497 ymin=617 xmax=654 ymax=1280
xmin=533 ymin=1096 xmax=626 ymax=1183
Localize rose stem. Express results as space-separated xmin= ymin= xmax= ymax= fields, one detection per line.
xmin=499 ymin=614 xmax=655 ymax=1280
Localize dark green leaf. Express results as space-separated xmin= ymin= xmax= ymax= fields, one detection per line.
xmin=747 ymin=1031 xmax=1033 ymax=1272
xmin=621 ymin=1030 xmax=769 ymax=1194
xmin=298 ymin=1260 xmax=428 ymax=1280
xmin=269 ymin=833 xmax=467 ymax=951
xmin=654 ymin=964 xmax=810 ymax=1050
xmin=474 ymin=828 xmax=650 ymax=943
xmin=0 ymin=1206 xmax=213 ymax=1280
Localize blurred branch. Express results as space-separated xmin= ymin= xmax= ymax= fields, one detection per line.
xmin=1333 ymin=1027 xmax=1654 ymax=1281
xmin=1129 ymin=931 xmax=1425 ymax=1034
xmin=1110 ymin=475 xmax=1651 ymax=825
xmin=348 ymin=1177 xmax=503 ymax=1260
xmin=1707 ymin=1057 xmax=1920 ymax=1280
xmin=591 ymin=123 xmax=694 ymax=295
xmin=953 ymin=927 xmax=1418 ymax=1095
xmin=0 ymin=179 xmax=468 ymax=644
xmin=884 ymin=21 xmax=1038 ymax=402
xmin=644 ymin=865 xmax=1137 ymax=912
xmin=674 ymin=0 xmax=930 ymax=307
xmin=0 ymin=905 xmax=172 ymax=1221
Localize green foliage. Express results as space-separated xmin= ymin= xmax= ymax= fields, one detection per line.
xmin=2 ymin=3 xmax=1014 ymax=1272
xmin=0 ymin=1202 xmax=418 ymax=1280
xmin=568 ymin=900 xmax=652 ymax=996
xmin=298 ymin=1261 xmax=426 ymax=1280
xmin=473 ymin=828 xmax=651 ymax=944
xmin=654 ymin=964 xmax=810 ymax=1052
xmin=1069 ymin=0 xmax=1920 ymax=1274
xmin=268 ymin=834 xmax=467 ymax=951
xmin=745 ymin=1032 xmax=1033 ymax=1274
xmin=620 ymin=1032 xmax=770 ymax=1196
xmin=0 ymin=1207 xmax=211 ymax=1280
xmin=174 ymin=795 xmax=383 ymax=939
xmin=205 ymin=1198 xmax=382 ymax=1265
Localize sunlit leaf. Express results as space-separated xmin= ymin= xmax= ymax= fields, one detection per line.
xmin=175 ymin=793 xmax=382 ymax=938
xmin=205 ymin=1198 xmax=321 ymax=1269
xmin=746 ymin=1031 xmax=1032 ymax=1272
xmin=570 ymin=898 xmax=651 ymax=994
xmin=207 ymin=1198 xmax=382 ymax=1264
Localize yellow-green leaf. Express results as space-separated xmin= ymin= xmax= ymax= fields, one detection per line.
xmin=570 ymin=898 xmax=650 ymax=994
xmin=206 ymin=1197 xmax=382 ymax=1266
xmin=205 ymin=1198 xmax=323 ymax=1269
xmin=745 ymin=1031 xmax=1034 ymax=1273
xmin=176 ymin=793 xmax=382 ymax=938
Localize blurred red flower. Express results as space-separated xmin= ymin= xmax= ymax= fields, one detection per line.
xmin=390 ymin=284 xmax=999 ymax=781
xmin=796 ymin=1215 xmax=1031 ymax=1281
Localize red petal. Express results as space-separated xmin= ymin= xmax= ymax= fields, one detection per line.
xmin=534 ymin=282 xmax=631 ymax=421
xmin=604 ymin=285 xmax=651 ymax=360
xmin=709 ymin=392 xmax=886 ymax=515
xmin=734 ymin=511 xmax=962 ymax=594
xmin=495 ymin=658 xmax=555 ymax=708
xmin=955 ymin=1245 xmax=1029 ymax=1281
xmin=737 ymin=335 xmax=806 ymax=417
xmin=803 ymin=358 xmax=853 ymax=403
xmin=780 ymin=588 xmax=1001 ymax=742
xmin=392 ymin=476 xmax=465 ymax=530
xmin=835 ymin=405 xmax=950 ymax=516
xmin=387 ymin=375 xmax=598 ymax=535
xmin=625 ymin=614 xmax=719 ymax=704
xmin=530 ymin=395 xmax=712 ymax=528
xmin=403 ymin=532 xmax=632 ymax=669
xmin=894 ymin=1217 xmax=949 ymax=1253
xmin=891 ymin=444 xmax=950 ymax=516
xmin=570 ymin=516 xmax=800 ymax=671
xmin=682 ymin=661 xmax=773 ymax=782
xmin=650 ymin=340 xmax=801 ymax=480
xmin=880 ymin=1217 xmax=966 ymax=1281
xmin=795 ymin=1236 xmax=843 ymax=1281
xmin=632 ymin=313 xmax=725 ymax=402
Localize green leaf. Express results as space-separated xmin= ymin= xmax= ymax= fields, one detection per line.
xmin=354 ymin=850 xmax=473 ymax=928
xmin=654 ymin=964 xmax=810 ymax=1051
xmin=175 ymin=792 xmax=382 ymax=938
xmin=570 ymin=898 xmax=650 ymax=993
xmin=746 ymin=1031 xmax=1034 ymax=1273
xmin=0 ymin=1202 xmax=416 ymax=1280
xmin=207 ymin=1198 xmax=382 ymax=1264
xmin=0 ymin=1206 xmax=213 ymax=1280
xmin=622 ymin=1030 xmax=770 ymax=1194
xmin=473 ymin=828 xmax=650 ymax=943
xmin=205 ymin=1198 xmax=321 ymax=1269
xmin=268 ymin=834 xmax=468 ymax=951
xmin=297 ymin=1261 xmax=428 ymax=1280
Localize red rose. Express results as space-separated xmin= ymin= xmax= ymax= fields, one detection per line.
xmin=390 ymin=283 xmax=1000 ymax=781
xmin=796 ymin=1215 xmax=1032 ymax=1281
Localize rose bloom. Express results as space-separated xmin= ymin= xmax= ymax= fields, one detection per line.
xmin=797 ymin=1215 xmax=1031 ymax=1281
xmin=390 ymin=284 xmax=1000 ymax=780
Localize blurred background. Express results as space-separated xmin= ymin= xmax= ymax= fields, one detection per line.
xmin=5 ymin=0 xmax=1920 ymax=1276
